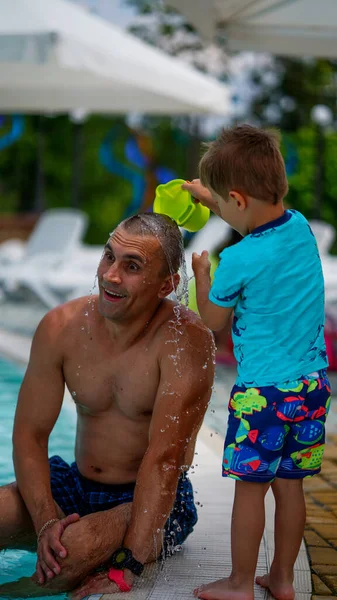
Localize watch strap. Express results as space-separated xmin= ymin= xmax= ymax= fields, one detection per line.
xmin=108 ymin=568 xmax=132 ymax=592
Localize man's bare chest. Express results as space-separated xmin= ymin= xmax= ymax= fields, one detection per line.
xmin=63 ymin=346 xmax=160 ymax=417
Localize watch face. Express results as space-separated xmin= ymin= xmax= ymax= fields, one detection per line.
xmin=112 ymin=547 xmax=131 ymax=567
xmin=115 ymin=550 xmax=127 ymax=564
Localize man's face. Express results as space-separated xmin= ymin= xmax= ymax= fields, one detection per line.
xmin=97 ymin=227 xmax=172 ymax=321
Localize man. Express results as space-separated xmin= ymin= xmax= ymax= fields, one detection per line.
xmin=0 ymin=213 xmax=214 ymax=598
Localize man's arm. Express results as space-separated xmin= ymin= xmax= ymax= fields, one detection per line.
xmin=13 ymin=310 xmax=65 ymax=533
xmin=122 ymin=320 xmax=215 ymax=565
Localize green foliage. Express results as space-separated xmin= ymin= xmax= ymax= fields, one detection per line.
xmin=0 ymin=113 xmax=192 ymax=244
xmin=284 ymin=126 xmax=337 ymax=251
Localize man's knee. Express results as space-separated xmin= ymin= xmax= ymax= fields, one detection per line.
xmin=52 ymin=503 xmax=134 ymax=589
xmin=0 ymin=482 xmax=36 ymax=550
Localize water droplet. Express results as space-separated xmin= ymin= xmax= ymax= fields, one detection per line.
xmin=72 ymin=391 xmax=77 ymax=397
xmin=84 ymin=311 xmax=89 ymax=317
xmin=81 ymin=326 xmax=85 ymax=331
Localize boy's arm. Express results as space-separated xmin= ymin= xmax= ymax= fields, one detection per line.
xmin=192 ymin=250 xmax=233 ymax=331
xmin=182 ymin=179 xmax=221 ymax=216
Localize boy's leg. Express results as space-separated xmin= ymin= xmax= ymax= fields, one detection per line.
xmin=194 ymin=480 xmax=269 ymax=600
xmin=256 ymin=478 xmax=305 ymax=600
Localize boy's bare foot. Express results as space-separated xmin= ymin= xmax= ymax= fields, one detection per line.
xmin=193 ymin=577 xmax=253 ymax=600
xmin=255 ymin=573 xmax=295 ymax=600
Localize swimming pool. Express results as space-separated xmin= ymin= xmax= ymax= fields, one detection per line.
xmin=0 ymin=355 xmax=76 ymax=600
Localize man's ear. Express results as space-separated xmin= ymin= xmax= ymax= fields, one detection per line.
xmin=229 ymin=190 xmax=247 ymax=212
xmin=158 ymin=273 xmax=180 ymax=298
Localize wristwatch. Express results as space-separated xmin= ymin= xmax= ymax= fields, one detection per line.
xmin=109 ymin=547 xmax=144 ymax=576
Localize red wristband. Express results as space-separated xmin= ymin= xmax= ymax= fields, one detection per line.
xmin=108 ymin=568 xmax=132 ymax=592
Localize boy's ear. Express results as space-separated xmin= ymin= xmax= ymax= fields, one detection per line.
xmin=229 ymin=190 xmax=247 ymax=211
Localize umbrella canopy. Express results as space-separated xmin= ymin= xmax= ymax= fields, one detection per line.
xmin=167 ymin=0 xmax=337 ymax=59
xmin=0 ymin=0 xmax=230 ymax=114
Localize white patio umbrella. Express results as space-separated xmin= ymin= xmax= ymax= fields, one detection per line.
xmin=167 ymin=0 xmax=337 ymax=59
xmin=0 ymin=0 xmax=230 ymax=114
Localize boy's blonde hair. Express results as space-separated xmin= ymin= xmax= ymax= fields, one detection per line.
xmin=199 ymin=124 xmax=288 ymax=205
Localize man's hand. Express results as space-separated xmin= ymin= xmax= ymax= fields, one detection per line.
xmin=36 ymin=513 xmax=80 ymax=583
xmin=70 ymin=569 xmax=135 ymax=600
xmin=182 ymin=179 xmax=219 ymax=214
xmin=192 ymin=250 xmax=212 ymax=283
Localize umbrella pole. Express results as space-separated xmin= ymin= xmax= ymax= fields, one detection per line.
xmin=33 ymin=115 xmax=46 ymax=213
xmin=71 ymin=121 xmax=83 ymax=208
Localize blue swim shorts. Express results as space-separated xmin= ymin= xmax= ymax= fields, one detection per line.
xmin=49 ymin=456 xmax=197 ymax=554
xmin=222 ymin=370 xmax=331 ymax=483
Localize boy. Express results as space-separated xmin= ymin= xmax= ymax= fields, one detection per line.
xmin=183 ymin=125 xmax=331 ymax=600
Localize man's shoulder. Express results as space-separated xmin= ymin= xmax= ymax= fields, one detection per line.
xmin=157 ymin=301 xmax=214 ymax=350
xmin=36 ymin=296 xmax=93 ymax=339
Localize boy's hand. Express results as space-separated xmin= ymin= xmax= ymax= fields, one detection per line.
xmin=192 ymin=251 xmax=211 ymax=281
xmin=182 ymin=179 xmax=218 ymax=213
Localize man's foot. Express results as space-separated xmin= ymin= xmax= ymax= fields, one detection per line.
xmin=193 ymin=577 xmax=253 ymax=600
xmin=70 ymin=571 xmax=119 ymax=600
xmin=255 ymin=573 xmax=295 ymax=600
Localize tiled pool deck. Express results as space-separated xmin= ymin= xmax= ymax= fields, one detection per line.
xmin=1 ymin=325 xmax=337 ymax=599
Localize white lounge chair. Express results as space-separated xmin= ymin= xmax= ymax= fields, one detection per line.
xmin=0 ymin=208 xmax=88 ymax=307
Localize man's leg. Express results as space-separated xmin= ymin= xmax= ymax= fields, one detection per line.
xmin=0 ymin=482 xmax=65 ymax=551
xmin=256 ymin=478 xmax=305 ymax=600
xmin=0 ymin=500 xmax=134 ymax=598
xmin=194 ymin=480 xmax=270 ymax=600
xmin=0 ymin=482 xmax=36 ymax=550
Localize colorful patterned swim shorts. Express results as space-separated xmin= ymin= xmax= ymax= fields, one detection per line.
xmin=222 ymin=370 xmax=331 ymax=483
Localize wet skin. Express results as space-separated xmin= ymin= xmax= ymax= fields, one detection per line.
xmin=0 ymin=228 xmax=215 ymax=596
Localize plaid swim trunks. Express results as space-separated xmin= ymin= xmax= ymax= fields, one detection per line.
xmin=49 ymin=455 xmax=197 ymax=554
xmin=222 ymin=369 xmax=331 ymax=483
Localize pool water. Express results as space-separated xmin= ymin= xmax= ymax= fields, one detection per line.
xmin=0 ymin=356 xmax=76 ymax=600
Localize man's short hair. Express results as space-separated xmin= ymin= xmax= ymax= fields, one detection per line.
xmin=199 ymin=124 xmax=289 ymax=205
xmin=119 ymin=213 xmax=184 ymax=275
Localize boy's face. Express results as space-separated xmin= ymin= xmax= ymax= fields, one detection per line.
xmin=211 ymin=189 xmax=249 ymax=236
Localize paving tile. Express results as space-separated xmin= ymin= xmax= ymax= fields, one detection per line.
xmin=324 ymin=576 xmax=337 ymax=593
xmin=304 ymin=531 xmax=329 ymax=547
xmin=312 ymin=564 xmax=337 ymax=576
xmin=309 ymin=547 xmax=337 ymax=565
xmin=311 ymin=523 xmax=337 ymax=538
xmin=306 ymin=516 xmax=337 ymax=525
xmin=304 ymin=479 xmax=334 ymax=492
xmin=311 ymin=492 xmax=337 ymax=504
xmin=311 ymin=574 xmax=333 ymax=595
